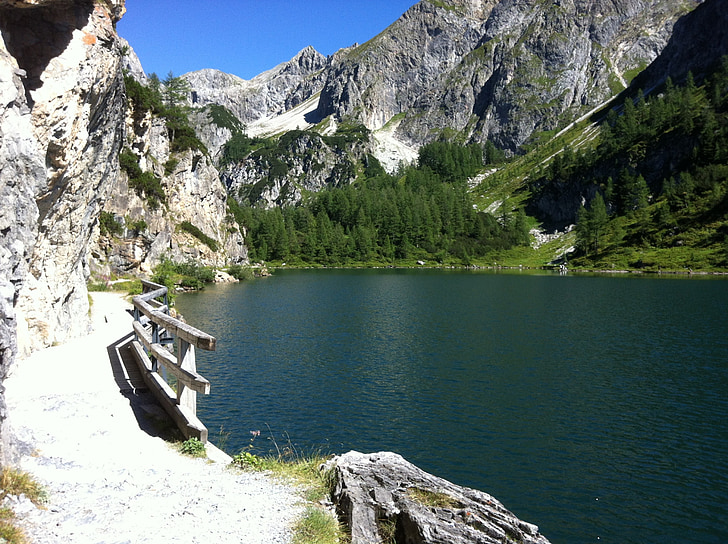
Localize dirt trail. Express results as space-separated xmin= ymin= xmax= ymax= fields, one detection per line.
xmin=5 ymin=292 xmax=302 ymax=544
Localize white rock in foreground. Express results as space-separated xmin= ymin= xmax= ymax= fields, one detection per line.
xmin=326 ymin=451 xmax=551 ymax=544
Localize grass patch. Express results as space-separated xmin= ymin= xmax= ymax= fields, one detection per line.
xmin=0 ymin=507 xmax=27 ymax=544
xmin=292 ymin=506 xmax=346 ymax=544
xmin=0 ymin=467 xmax=47 ymax=544
xmin=1 ymin=468 xmax=47 ymax=506
xmin=406 ymin=487 xmax=462 ymax=509
xmin=230 ymin=443 xmax=347 ymax=544
xmin=87 ymin=276 xmax=143 ymax=294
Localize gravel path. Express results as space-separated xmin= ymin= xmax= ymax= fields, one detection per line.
xmin=5 ymin=292 xmax=303 ymax=544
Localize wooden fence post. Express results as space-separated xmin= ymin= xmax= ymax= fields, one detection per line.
xmin=178 ymin=339 xmax=197 ymax=415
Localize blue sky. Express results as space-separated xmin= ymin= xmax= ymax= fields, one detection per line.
xmin=117 ymin=0 xmax=418 ymax=80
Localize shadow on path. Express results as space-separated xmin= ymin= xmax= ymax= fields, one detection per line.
xmin=106 ymin=332 xmax=182 ymax=442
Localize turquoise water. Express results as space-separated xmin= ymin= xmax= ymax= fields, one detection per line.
xmin=175 ymin=269 xmax=728 ymax=544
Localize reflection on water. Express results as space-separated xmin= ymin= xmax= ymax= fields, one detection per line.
xmin=176 ymin=269 xmax=728 ymax=544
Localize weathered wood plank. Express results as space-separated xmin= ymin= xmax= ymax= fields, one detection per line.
xmin=131 ymin=295 xmax=157 ymax=320
xmin=152 ymin=311 xmax=216 ymax=351
xmin=132 ymin=302 xmax=215 ymax=350
xmin=130 ymin=280 xmax=213 ymax=442
xmin=178 ymin=340 xmax=198 ymax=413
xmin=149 ymin=343 xmax=210 ymax=394
xmin=133 ymin=321 xmax=210 ymax=394
xmin=132 ymin=320 xmax=152 ymax=346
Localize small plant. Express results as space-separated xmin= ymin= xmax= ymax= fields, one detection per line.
xmin=0 ymin=467 xmax=47 ymax=506
xmin=292 ymin=506 xmax=346 ymax=544
xmin=179 ymin=437 xmax=206 ymax=457
xmin=231 ymin=451 xmax=265 ymax=470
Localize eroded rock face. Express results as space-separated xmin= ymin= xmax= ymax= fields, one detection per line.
xmin=0 ymin=0 xmax=125 ymax=461
xmin=184 ymin=46 xmax=327 ymax=126
xmin=0 ymin=31 xmax=45 ymax=465
xmin=316 ymin=0 xmax=702 ymax=151
xmin=1 ymin=1 xmax=126 ymax=356
xmin=93 ymin=105 xmax=248 ymax=276
xmin=326 ymin=451 xmax=551 ymax=544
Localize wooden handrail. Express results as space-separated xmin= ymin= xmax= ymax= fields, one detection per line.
xmin=128 ymin=280 xmax=216 ymax=442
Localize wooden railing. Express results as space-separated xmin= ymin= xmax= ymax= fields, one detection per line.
xmin=129 ymin=279 xmax=215 ymax=442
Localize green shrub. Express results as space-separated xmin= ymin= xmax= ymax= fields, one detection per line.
xmin=0 ymin=467 xmax=46 ymax=506
xmin=221 ymin=132 xmax=254 ymax=165
xmin=179 ymin=221 xmax=219 ymax=252
xmin=129 ymin=171 xmax=166 ymax=210
xmin=179 ymin=437 xmax=206 ymax=457
xmin=152 ymin=258 xmax=216 ymax=295
xmin=164 ymin=158 xmax=179 ymax=176
xmin=232 ymin=451 xmax=265 ymax=470
xmin=119 ymin=147 xmax=142 ymax=179
xmin=126 ymin=217 xmax=147 ymax=234
xmin=99 ymin=211 xmax=123 ymax=237
xmin=227 ymin=264 xmax=255 ymax=281
xmin=120 ymin=147 xmax=166 ymax=209
xmin=207 ymin=104 xmax=245 ymax=133
xmin=124 ymin=74 xmax=164 ymax=120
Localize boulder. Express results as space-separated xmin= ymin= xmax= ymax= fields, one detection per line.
xmin=325 ymin=451 xmax=551 ymax=544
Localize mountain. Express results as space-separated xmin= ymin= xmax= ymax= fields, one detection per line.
xmin=1 ymin=0 xmax=725 ymax=463
xmin=187 ymin=0 xmax=706 ymax=210
xmin=183 ymin=46 xmax=328 ymax=128
xmin=314 ymin=0 xmax=701 ymax=151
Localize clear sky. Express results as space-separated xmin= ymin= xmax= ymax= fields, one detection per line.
xmin=117 ymin=0 xmax=418 ymax=80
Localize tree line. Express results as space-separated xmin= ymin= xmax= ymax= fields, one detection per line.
xmin=532 ymin=56 xmax=728 ymax=262
xmin=228 ymin=141 xmax=529 ymax=265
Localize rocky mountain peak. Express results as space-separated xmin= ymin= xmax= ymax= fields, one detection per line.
xmin=184 ymin=46 xmax=327 ymax=126
xmin=314 ymin=0 xmax=703 ymax=151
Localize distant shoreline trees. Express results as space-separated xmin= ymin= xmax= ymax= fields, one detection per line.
xmin=230 ymin=141 xmax=530 ymax=266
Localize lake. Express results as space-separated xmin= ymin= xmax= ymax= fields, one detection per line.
xmin=174 ymin=269 xmax=728 ymax=544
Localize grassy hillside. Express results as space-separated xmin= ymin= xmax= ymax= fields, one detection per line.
xmin=471 ymin=56 xmax=728 ymax=272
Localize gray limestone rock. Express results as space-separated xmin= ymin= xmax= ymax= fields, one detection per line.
xmin=0 ymin=0 xmax=126 ymax=356
xmin=184 ymin=46 xmax=327 ymax=126
xmin=315 ymin=0 xmax=703 ymax=151
xmin=326 ymin=451 xmax=551 ymax=544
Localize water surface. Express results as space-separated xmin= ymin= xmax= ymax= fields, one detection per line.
xmin=175 ymin=269 xmax=728 ymax=544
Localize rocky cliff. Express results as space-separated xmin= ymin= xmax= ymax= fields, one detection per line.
xmin=316 ymin=0 xmax=702 ymax=151
xmin=91 ymin=88 xmax=247 ymax=276
xmin=0 ymin=0 xmax=126 ymax=462
xmin=184 ymin=0 xmax=703 ymax=207
xmin=0 ymin=0 xmax=247 ymax=462
xmin=1 ymin=0 xmax=127 ymax=356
